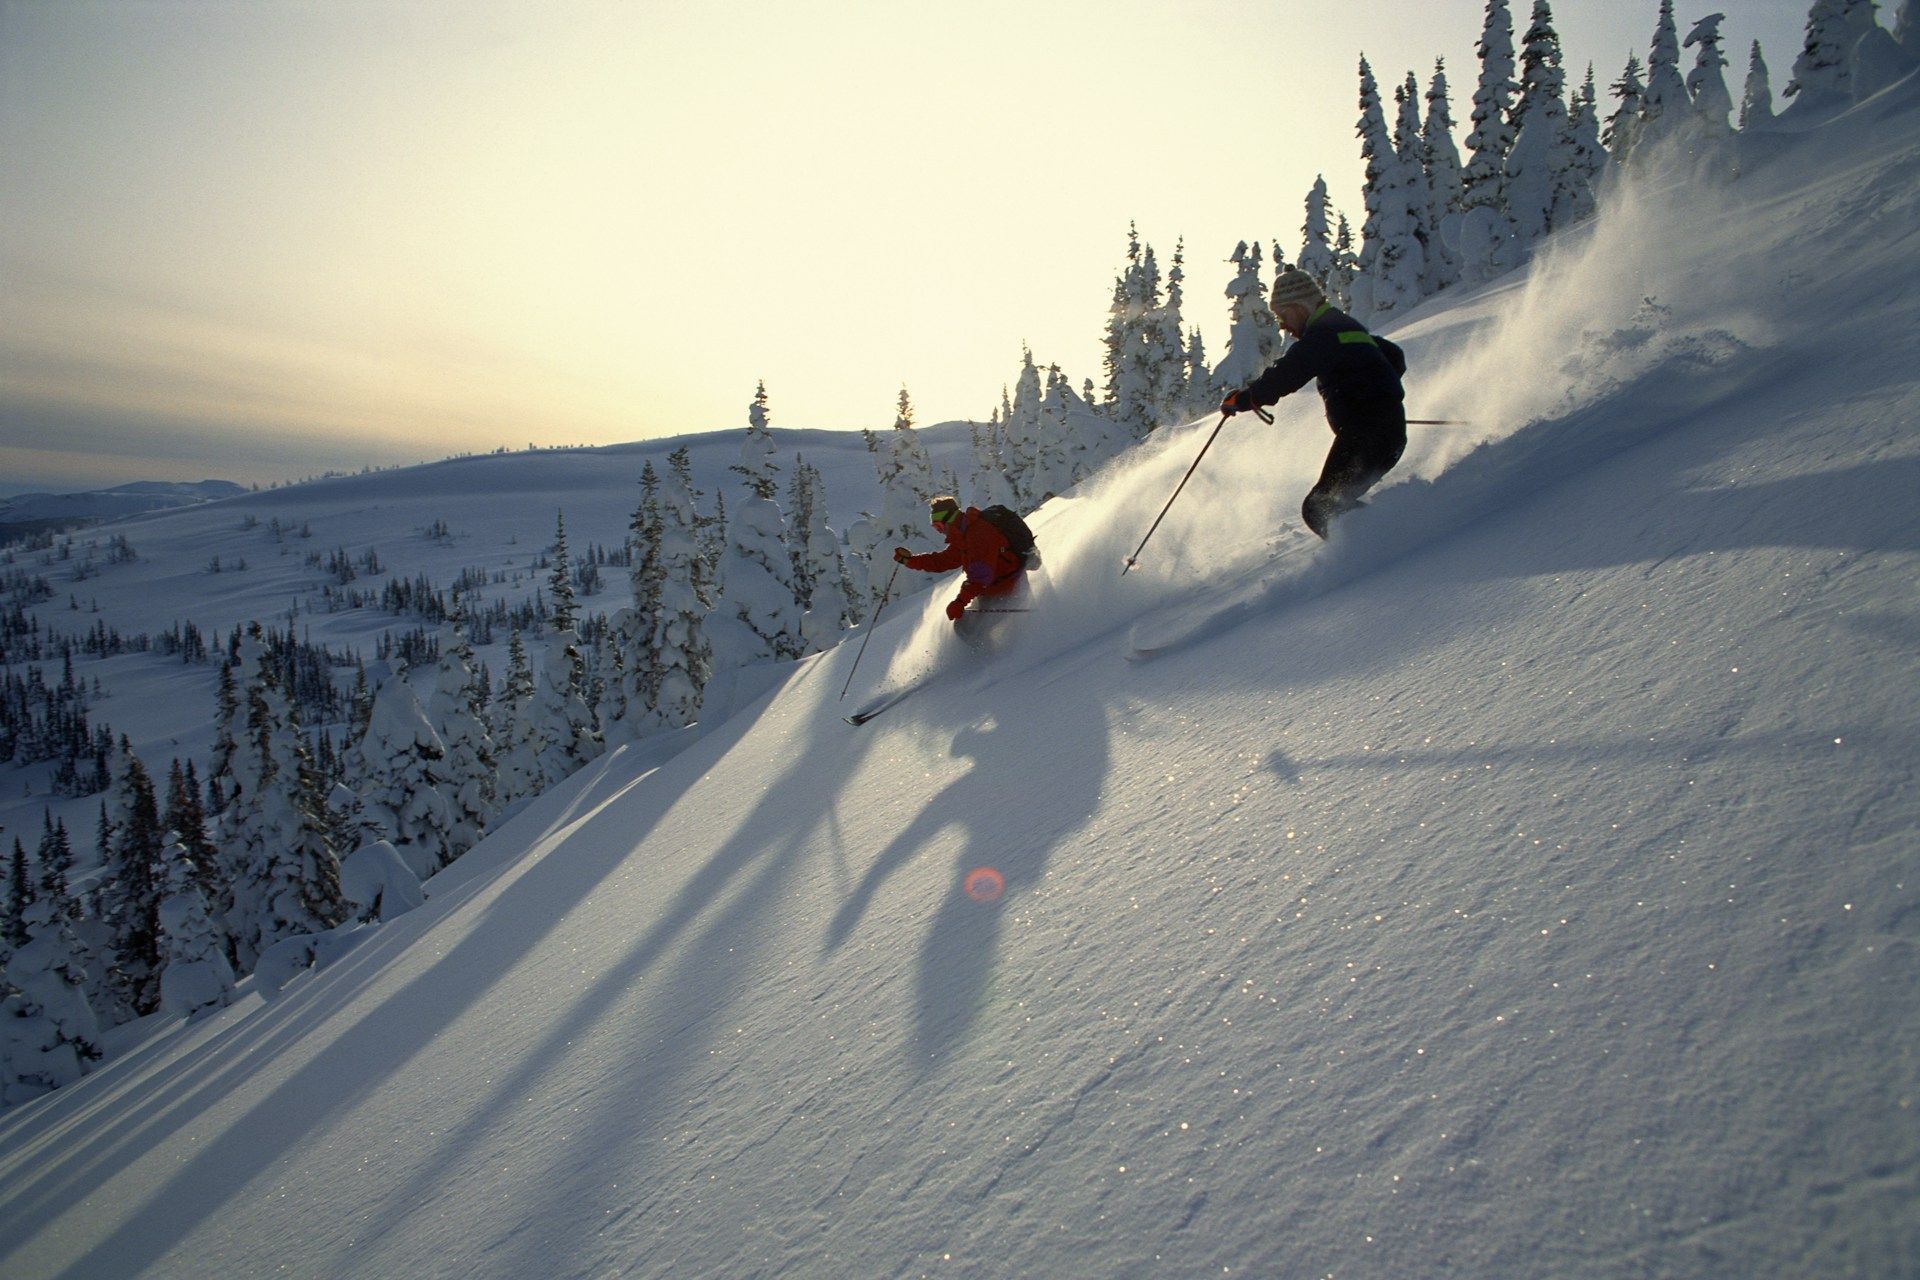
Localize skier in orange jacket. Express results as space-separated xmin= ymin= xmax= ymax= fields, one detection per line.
xmin=893 ymin=496 xmax=1026 ymax=622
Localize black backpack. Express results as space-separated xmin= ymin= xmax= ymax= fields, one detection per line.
xmin=977 ymin=504 xmax=1040 ymax=568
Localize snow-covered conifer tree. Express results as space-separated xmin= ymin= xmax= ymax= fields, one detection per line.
xmin=1327 ymin=214 xmax=1360 ymax=309
xmin=95 ymin=743 xmax=165 ymax=1016
xmin=1741 ymin=41 xmax=1778 ymax=128
xmin=1639 ymin=0 xmax=1692 ymax=149
xmin=850 ymin=390 xmax=939 ymax=615
xmin=1395 ymin=71 xmax=1437 ymax=300
xmin=1183 ymin=327 xmax=1211 ymax=421
xmin=968 ymin=413 xmax=1017 ymax=509
xmin=1146 ymin=242 xmax=1192 ymax=428
xmin=3 ymin=875 xmax=101 ymax=1104
xmin=613 ymin=463 xmax=666 ymax=732
xmin=4 ymin=841 xmax=28 ymax=959
xmin=650 ymin=450 xmax=716 ymax=727
xmin=733 ymin=381 xmax=781 ymax=500
xmin=1296 ymin=176 xmax=1336 ymax=291
xmin=1104 ymin=229 xmax=1164 ymax=438
xmin=164 ymin=760 xmax=228 ymax=924
xmin=1422 ymin=62 xmax=1466 ymax=294
xmin=1605 ymin=54 xmax=1648 ymax=161
xmin=222 ymin=628 xmax=346 ymax=971
xmin=789 ymin=458 xmax=853 ymax=653
xmin=710 ymin=416 xmax=804 ymax=673
xmin=1503 ymin=0 xmax=1578 ymax=250
xmin=523 ymin=512 xmax=603 ymax=785
xmin=1354 ymin=58 xmax=1426 ymax=317
xmin=348 ymin=671 xmax=454 ymax=879
xmin=1565 ymin=65 xmax=1606 ymax=219
xmin=1214 ymin=241 xmax=1282 ymax=392
xmin=491 ymin=630 xmax=542 ymax=807
xmin=1033 ymin=364 xmax=1081 ymax=496
xmin=154 ymin=831 xmax=234 ymax=1020
xmin=1685 ymin=13 xmax=1736 ymax=134
xmin=1002 ymin=351 xmax=1047 ymax=506
xmin=426 ymin=594 xmax=497 ymax=852
xmin=1462 ymin=0 xmax=1519 ymax=211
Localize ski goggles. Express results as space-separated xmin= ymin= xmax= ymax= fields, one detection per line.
xmin=930 ymin=506 xmax=960 ymax=524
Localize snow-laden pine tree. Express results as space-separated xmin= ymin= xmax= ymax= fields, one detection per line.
xmin=1354 ymin=58 xmax=1426 ymax=318
xmin=710 ymin=400 xmax=805 ymax=678
xmin=1462 ymin=0 xmax=1518 ymax=212
xmin=1214 ymin=241 xmax=1282 ymax=393
xmin=1503 ymin=0 xmax=1575 ymax=251
xmin=1685 ymin=13 xmax=1736 ymax=135
xmin=490 ymin=630 xmax=543 ymax=808
xmin=1104 ymin=228 xmax=1167 ymax=438
xmin=1002 ymin=350 xmax=1048 ymax=506
xmin=3 ymin=842 xmax=27 ymax=961
xmin=94 ymin=742 xmax=165 ymax=1017
xmin=1742 ymin=41 xmax=1778 ymax=128
xmin=1146 ymin=242 xmax=1193 ymax=428
xmin=789 ymin=458 xmax=854 ymax=654
xmin=164 ymin=759 xmax=229 ymax=932
xmin=632 ymin=452 xmax=714 ymax=731
xmin=1394 ymin=71 xmax=1436 ymax=297
xmin=613 ymin=463 xmax=667 ymax=734
xmin=1638 ymin=0 xmax=1692 ymax=150
xmin=525 ymin=513 xmax=603 ymax=785
xmin=1787 ymin=0 xmax=1856 ymax=107
xmin=967 ymin=412 xmax=1018 ymax=510
xmin=1605 ymin=54 xmax=1648 ymax=162
xmin=1422 ymin=62 xmax=1466 ymax=294
xmin=348 ymin=670 xmax=455 ymax=879
xmin=1565 ymin=65 xmax=1606 ymax=220
xmin=1327 ymin=213 xmax=1360 ymax=309
xmin=851 ymin=390 xmax=939 ymax=616
xmin=1296 ymin=176 xmax=1336 ymax=291
xmin=221 ymin=628 xmax=347 ymax=971
xmin=2 ymin=864 xmax=101 ymax=1105
xmin=154 ymin=830 xmax=235 ymax=1020
xmin=1035 ymin=363 xmax=1085 ymax=494
xmin=733 ymin=381 xmax=781 ymax=501
xmin=425 ymin=595 xmax=497 ymax=853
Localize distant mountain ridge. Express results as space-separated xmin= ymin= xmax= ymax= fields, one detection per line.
xmin=0 ymin=480 xmax=249 ymax=540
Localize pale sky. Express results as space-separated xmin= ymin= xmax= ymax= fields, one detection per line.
xmin=1 ymin=0 xmax=1808 ymax=491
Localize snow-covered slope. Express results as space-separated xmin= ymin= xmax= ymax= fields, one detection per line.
xmin=2 ymin=78 xmax=1918 ymax=1280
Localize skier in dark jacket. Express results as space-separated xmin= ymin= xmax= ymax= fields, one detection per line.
xmin=1221 ymin=268 xmax=1408 ymax=538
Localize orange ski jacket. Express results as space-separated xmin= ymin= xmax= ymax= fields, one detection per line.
xmin=904 ymin=507 xmax=1025 ymax=610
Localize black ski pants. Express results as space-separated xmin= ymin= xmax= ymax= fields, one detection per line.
xmin=1303 ymin=412 xmax=1406 ymax=539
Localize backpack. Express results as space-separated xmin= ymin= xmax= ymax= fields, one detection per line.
xmin=977 ymin=504 xmax=1040 ymax=569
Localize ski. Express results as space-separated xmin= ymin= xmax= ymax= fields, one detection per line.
xmin=843 ymin=683 xmax=920 ymax=726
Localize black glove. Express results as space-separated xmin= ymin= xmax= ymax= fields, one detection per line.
xmin=1221 ymin=390 xmax=1249 ymax=417
xmin=893 ymin=546 xmax=912 ymax=565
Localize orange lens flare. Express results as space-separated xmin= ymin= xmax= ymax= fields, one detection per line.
xmin=963 ymin=866 xmax=1005 ymax=903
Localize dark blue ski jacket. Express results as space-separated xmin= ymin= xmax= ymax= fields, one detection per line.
xmin=1242 ymin=303 xmax=1407 ymax=438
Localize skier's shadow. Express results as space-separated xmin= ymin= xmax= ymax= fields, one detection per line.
xmin=825 ymin=690 xmax=1107 ymax=1073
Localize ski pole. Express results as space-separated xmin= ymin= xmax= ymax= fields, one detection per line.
xmin=1407 ymin=418 xmax=1471 ymax=426
xmin=1122 ymin=407 xmax=1269 ymax=576
xmin=841 ymin=561 xmax=901 ymax=699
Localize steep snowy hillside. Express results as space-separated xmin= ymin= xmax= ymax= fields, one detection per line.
xmin=2 ymin=74 xmax=1917 ymax=1280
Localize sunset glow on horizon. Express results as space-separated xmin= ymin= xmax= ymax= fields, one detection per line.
xmin=1 ymin=0 xmax=1806 ymax=491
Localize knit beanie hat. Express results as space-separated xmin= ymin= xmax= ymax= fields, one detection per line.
xmin=1269 ymin=268 xmax=1327 ymax=310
